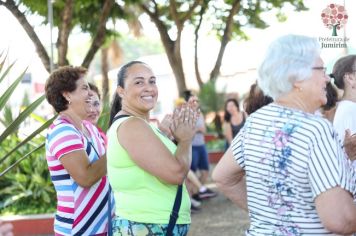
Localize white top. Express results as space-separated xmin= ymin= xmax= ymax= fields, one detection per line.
xmin=333 ymin=100 xmax=356 ymax=143
xmin=232 ymin=103 xmax=356 ymax=236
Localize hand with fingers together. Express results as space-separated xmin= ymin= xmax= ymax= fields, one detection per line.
xmin=170 ymin=103 xmax=199 ymax=143
xmin=157 ymin=114 xmax=174 ymax=140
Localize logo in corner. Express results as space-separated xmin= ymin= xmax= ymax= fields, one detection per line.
xmin=321 ymin=3 xmax=348 ymax=36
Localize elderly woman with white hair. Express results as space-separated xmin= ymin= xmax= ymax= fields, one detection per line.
xmin=213 ymin=34 xmax=356 ymax=235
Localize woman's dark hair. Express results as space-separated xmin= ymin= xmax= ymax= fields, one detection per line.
xmin=244 ymin=82 xmax=273 ymax=115
xmin=88 ymin=82 xmax=101 ymax=99
xmin=182 ymin=90 xmax=193 ymax=102
xmin=224 ymin=98 xmax=240 ymax=122
xmin=332 ymin=55 xmax=356 ymax=89
xmin=109 ymin=61 xmax=146 ymax=126
xmin=45 ymin=66 xmax=87 ymax=113
xmin=321 ymin=82 xmax=338 ymax=111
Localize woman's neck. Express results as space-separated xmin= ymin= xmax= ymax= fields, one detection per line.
xmin=60 ymin=111 xmax=85 ymax=132
xmin=119 ymin=105 xmax=149 ymax=121
xmin=275 ymin=93 xmax=315 ymax=114
xmin=342 ymin=87 xmax=356 ymax=103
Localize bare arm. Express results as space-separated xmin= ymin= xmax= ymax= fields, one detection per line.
xmin=60 ymin=151 xmax=107 ymax=188
xmin=118 ymin=108 xmax=196 ymax=185
xmin=0 ymin=220 xmax=13 ymax=236
xmin=315 ymin=186 xmax=356 ymax=234
xmin=212 ymin=147 xmax=248 ymax=211
xmin=223 ymin=122 xmax=233 ymax=144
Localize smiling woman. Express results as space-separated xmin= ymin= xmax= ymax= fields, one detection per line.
xmin=106 ymin=61 xmax=199 ymax=236
xmin=44 ymin=66 xmax=114 ymax=235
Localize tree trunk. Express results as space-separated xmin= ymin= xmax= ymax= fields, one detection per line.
xmin=209 ymin=0 xmax=241 ymax=82
xmin=0 ymin=0 xmax=50 ymax=73
xmin=81 ymin=0 xmax=114 ymax=69
xmin=193 ymin=3 xmax=207 ymax=89
xmin=101 ymin=47 xmax=109 ymax=100
xmin=140 ymin=4 xmax=187 ymax=96
xmin=57 ymin=0 xmax=74 ymax=66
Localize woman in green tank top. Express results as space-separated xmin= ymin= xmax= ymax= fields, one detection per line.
xmin=106 ymin=61 xmax=200 ymax=236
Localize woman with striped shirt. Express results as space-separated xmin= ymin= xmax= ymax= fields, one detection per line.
xmin=45 ymin=66 xmax=114 ymax=235
xmin=213 ymin=34 xmax=356 ymax=235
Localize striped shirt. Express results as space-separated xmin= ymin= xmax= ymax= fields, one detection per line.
xmin=46 ymin=117 xmax=114 ymax=235
xmin=232 ymin=104 xmax=356 ymax=236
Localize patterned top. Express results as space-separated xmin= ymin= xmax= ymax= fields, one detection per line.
xmin=46 ymin=117 xmax=114 ymax=236
xmin=232 ymin=104 xmax=356 ymax=236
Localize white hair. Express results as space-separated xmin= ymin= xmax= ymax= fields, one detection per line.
xmin=257 ymin=34 xmax=320 ymax=100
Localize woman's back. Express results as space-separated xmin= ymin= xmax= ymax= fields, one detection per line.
xmin=233 ymin=103 xmax=354 ymax=235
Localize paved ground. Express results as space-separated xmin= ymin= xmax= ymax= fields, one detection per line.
xmin=188 ymin=188 xmax=250 ymax=236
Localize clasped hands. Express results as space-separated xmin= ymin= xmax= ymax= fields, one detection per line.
xmin=158 ymin=98 xmax=200 ymax=142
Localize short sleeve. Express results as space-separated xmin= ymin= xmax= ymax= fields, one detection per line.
xmin=231 ymin=128 xmax=245 ymax=169
xmin=308 ymin=121 xmax=356 ymax=198
xmin=47 ymin=123 xmax=84 ymax=160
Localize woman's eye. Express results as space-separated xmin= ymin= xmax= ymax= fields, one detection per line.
xmin=150 ymin=80 xmax=156 ymax=84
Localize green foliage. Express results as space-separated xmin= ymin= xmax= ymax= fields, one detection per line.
xmin=198 ymin=81 xmax=225 ymax=137
xmin=20 ymin=0 xmax=129 ymax=36
xmin=0 ymin=55 xmax=56 ymax=214
xmin=206 ymin=138 xmax=226 ymax=152
xmin=120 ymin=36 xmax=164 ymax=62
xmin=201 ymin=0 xmax=307 ymax=41
xmin=97 ymin=96 xmax=110 ymax=132
xmin=198 ymin=80 xmax=225 ymax=114
xmin=0 ymin=136 xmax=56 ymax=215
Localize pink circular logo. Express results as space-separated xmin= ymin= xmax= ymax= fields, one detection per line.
xmin=321 ymin=3 xmax=348 ymax=36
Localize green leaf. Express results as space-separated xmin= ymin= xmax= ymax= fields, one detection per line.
xmin=0 ymin=67 xmax=27 ymax=112
xmin=0 ymin=95 xmax=45 ymax=145
xmin=0 ymin=142 xmax=45 ymax=177
xmin=0 ymin=52 xmax=9 ymax=76
xmin=0 ymin=115 xmax=56 ymax=165
xmin=0 ymin=61 xmax=16 ymax=84
xmin=0 ymin=191 xmax=32 ymax=209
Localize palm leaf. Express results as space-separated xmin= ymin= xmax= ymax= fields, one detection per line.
xmin=0 ymin=105 xmax=14 ymax=127
xmin=0 ymin=115 xmax=56 ymax=165
xmin=0 ymin=67 xmax=28 ymax=111
xmin=0 ymin=50 xmax=9 ymax=76
xmin=0 ymin=61 xmax=17 ymax=84
xmin=0 ymin=142 xmax=45 ymax=177
xmin=0 ymin=95 xmax=45 ymax=144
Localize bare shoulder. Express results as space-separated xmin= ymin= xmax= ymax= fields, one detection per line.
xmin=117 ymin=117 xmax=154 ymax=139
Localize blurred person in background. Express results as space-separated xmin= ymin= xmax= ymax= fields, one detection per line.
xmin=88 ymin=82 xmax=108 ymax=145
xmin=213 ymin=34 xmax=356 ymax=235
xmin=223 ymin=98 xmax=246 ymax=149
xmin=182 ymin=91 xmax=217 ymax=201
xmin=332 ymin=55 xmax=356 ymax=146
xmin=243 ymin=82 xmax=273 ymax=116
xmin=320 ymin=81 xmax=338 ymax=122
xmin=45 ymin=66 xmax=113 ymax=235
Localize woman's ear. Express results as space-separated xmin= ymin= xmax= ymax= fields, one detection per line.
xmin=293 ymin=80 xmax=304 ymax=92
xmin=62 ymin=91 xmax=71 ymax=103
xmin=345 ymin=73 xmax=356 ymax=89
xmin=117 ymin=86 xmax=124 ymax=98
